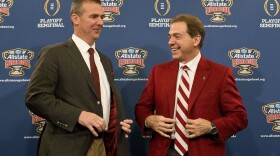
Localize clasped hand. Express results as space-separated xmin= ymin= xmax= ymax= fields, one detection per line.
xmin=78 ymin=111 xmax=133 ymax=138
xmin=146 ymin=115 xmax=211 ymax=139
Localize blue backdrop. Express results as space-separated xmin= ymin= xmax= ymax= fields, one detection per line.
xmin=1 ymin=0 xmax=280 ymax=155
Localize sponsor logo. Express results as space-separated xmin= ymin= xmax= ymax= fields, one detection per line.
xmin=149 ymin=0 xmax=171 ymax=28
xmin=262 ymin=102 xmax=280 ymax=132
xmin=44 ymin=0 xmax=60 ymax=16
xmin=0 ymin=0 xmax=13 ymax=23
xmin=264 ymin=0 xmax=280 ymax=17
xmin=115 ymin=47 xmax=148 ymax=76
xmin=2 ymin=48 xmax=34 ymax=77
xmin=101 ymin=0 xmax=123 ymax=22
xmin=228 ymin=47 xmax=260 ymax=76
xmin=154 ymin=0 xmax=170 ymax=16
xmin=260 ymin=0 xmax=280 ymax=28
xmin=37 ymin=0 xmax=64 ymax=28
xmin=202 ymin=0 xmax=233 ymax=22
xmin=29 ymin=111 xmax=46 ymax=133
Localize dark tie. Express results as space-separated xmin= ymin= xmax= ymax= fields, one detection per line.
xmin=88 ymin=48 xmax=101 ymax=99
xmin=174 ymin=65 xmax=190 ymax=155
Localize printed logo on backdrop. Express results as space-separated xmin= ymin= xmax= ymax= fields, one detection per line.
xmin=2 ymin=48 xmax=34 ymax=76
xmin=260 ymin=0 xmax=280 ymax=28
xmin=37 ymin=0 xmax=64 ymax=28
xmin=202 ymin=0 xmax=237 ymax=29
xmin=115 ymin=47 xmax=148 ymax=76
xmin=101 ymin=0 xmax=126 ymax=28
xmin=149 ymin=0 xmax=171 ymax=28
xmin=262 ymin=102 xmax=280 ymax=132
xmin=228 ymin=48 xmax=260 ymax=76
xmin=202 ymin=0 xmax=232 ymax=23
xmin=29 ymin=111 xmax=46 ymax=133
xmin=0 ymin=0 xmax=14 ymax=29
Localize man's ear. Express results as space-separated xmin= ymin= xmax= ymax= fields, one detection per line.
xmin=71 ymin=14 xmax=79 ymax=25
xmin=193 ymin=35 xmax=201 ymax=47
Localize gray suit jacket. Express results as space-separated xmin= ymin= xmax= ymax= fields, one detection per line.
xmin=25 ymin=39 xmax=128 ymax=156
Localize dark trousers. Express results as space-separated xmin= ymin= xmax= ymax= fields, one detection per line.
xmin=166 ymin=140 xmax=188 ymax=156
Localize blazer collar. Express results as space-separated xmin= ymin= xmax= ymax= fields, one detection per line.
xmin=188 ymin=56 xmax=210 ymax=112
xmin=64 ymin=39 xmax=100 ymax=99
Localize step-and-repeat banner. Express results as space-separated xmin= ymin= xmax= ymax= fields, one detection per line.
xmin=1 ymin=0 xmax=280 ymax=155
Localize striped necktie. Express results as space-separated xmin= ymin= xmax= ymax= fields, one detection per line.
xmin=174 ymin=65 xmax=190 ymax=155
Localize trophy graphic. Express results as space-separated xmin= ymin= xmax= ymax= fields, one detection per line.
xmin=115 ymin=47 xmax=148 ymax=76
xmin=29 ymin=111 xmax=46 ymax=133
xmin=0 ymin=0 xmax=13 ymax=23
xmin=154 ymin=0 xmax=170 ymax=16
xmin=2 ymin=48 xmax=34 ymax=76
xmin=101 ymin=0 xmax=123 ymax=22
xmin=228 ymin=48 xmax=260 ymax=76
xmin=202 ymin=0 xmax=233 ymax=22
xmin=262 ymin=102 xmax=280 ymax=132
xmin=44 ymin=0 xmax=60 ymax=16
xmin=264 ymin=0 xmax=280 ymax=17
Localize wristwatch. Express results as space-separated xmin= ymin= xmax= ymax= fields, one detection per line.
xmin=209 ymin=122 xmax=218 ymax=135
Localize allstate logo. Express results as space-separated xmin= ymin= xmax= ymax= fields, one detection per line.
xmin=43 ymin=0 xmax=60 ymax=16
xmin=154 ymin=0 xmax=170 ymax=16
xmin=115 ymin=47 xmax=148 ymax=76
xmin=228 ymin=48 xmax=260 ymax=76
xmin=101 ymin=0 xmax=123 ymax=22
xmin=0 ymin=0 xmax=13 ymax=23
xmin=202 ymin=0 xmax=233 ymax=22
xmin=29 ymin=111 xmax=46 ymax=133
xmin=262 ymin=102 xmax=280 ymax=132
xmin=264 ymin=0 xmax=280 ymax=17
xmin=2 ymin=48 xmax=34 ymax=76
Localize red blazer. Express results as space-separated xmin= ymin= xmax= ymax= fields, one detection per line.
xmin=135 ymin=56 xmax=248 ymax=156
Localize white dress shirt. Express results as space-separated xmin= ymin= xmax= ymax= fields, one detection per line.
xmin=72 ymin=34 xmax=111 ymax=130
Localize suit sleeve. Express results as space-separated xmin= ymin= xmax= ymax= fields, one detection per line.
xmin=135 ymin=66 xmax=156 ymax=136
xmin=213 ymin=68 xmax=248 ymax=142
xmin=25 ymin=47 xmax=81 ymax=132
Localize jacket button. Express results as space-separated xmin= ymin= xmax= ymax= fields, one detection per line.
xmin=97 ymin=101 xmax=101 ymax=105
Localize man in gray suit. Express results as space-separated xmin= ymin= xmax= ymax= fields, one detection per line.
xmin=25 ymin=0 xmax=133 ymax=155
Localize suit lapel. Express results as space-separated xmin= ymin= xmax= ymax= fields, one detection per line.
xmin=64 ymin=39 xmax=99 ymax=98
xmin=188 ymin=56 xmax=210 ymax=112
xmin=166 ymin=60 xmax=180 ymax=118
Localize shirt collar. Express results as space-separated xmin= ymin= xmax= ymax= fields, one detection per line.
xmin=179 ymin=52 xmax=201 ymax=72
xmin=72 ymin=34 xmax=96 ymax=54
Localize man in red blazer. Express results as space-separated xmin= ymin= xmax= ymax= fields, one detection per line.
xmin=135 ymin=14 xmax=248 ymax=156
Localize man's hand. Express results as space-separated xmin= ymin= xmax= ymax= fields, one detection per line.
xmin=185 ymin=118 xmax=211 ymax=139
xmin=78 ymin=111 xmax=106 ymax=137
xmin=145 ymin=115 xmax=176 ymax=138
xmin=120 ymin=119 xmax=133 ymax=138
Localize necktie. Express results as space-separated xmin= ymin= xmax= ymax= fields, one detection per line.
xmin=174 ymin=65 xmax=190 ymax=155
xmin=88 ymin=48 xmax=101 ymax=99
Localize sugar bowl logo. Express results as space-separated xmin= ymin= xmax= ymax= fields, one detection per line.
xmin=202 ymin=0 xmax=233 ymax=22
xmin=115 ymin=47 xmax=148 ymax=76
xmin=29 ymin=111 xmax=46 ymax=133
xmin=154 ymin=0 xmax=170 ymax=16
xmin=264 ymin=0 xmax=280 ymax=17
xmin=228 ymin=48 xmax=260 ymax=76
xmin=0 ymin=0 xmax=13 ymax=23
xmin=101 ymin=0 xmax=123 ymax=22
xmin=262 ymin=102 xmax=280 ymax=132
xmin=2 ymin=48 xmax=34 ymax=76
xmin=43 ymin=0 xmax=60 ymax=16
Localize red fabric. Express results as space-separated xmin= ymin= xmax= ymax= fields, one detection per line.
xmin=135 ymin=57 xmax=248 ymax=156
xmin=88 ymin=48 xmax=100 ymax=99
xmin=104 ymin=95 xmax=118 ymax=156
xmin=174 ymin=65 xmax=190 ymax=155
